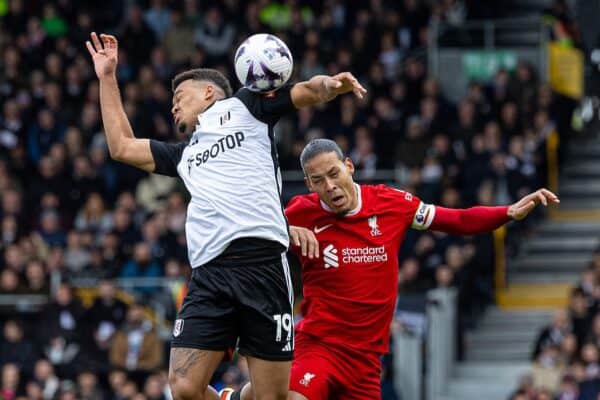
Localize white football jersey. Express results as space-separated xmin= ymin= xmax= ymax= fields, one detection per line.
xmin=151 ymin=87 xmax=294 ymax=267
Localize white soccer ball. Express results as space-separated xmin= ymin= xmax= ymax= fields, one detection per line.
xmin=234 ymin=33 xmax=293 ymax=93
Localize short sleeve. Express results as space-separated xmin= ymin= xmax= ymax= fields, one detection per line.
xmin=234 ymin=84 xmax=295 ymax=126
xmin=376 ymin=186 xmax=425 ymax=229
xmin=284 ymin=195 xmax=310 ymax=227
xmin=150 ymin=140 xmax=187 ymax=177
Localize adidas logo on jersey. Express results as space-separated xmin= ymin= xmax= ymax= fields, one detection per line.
xmin=281 ymin=341 xmax=292 ymax=352
xmin=323 ymin=244 xmax=339 ymax=269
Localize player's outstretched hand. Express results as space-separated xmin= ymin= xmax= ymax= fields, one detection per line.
xmin=289 ymin=226 xmax=319 ymax=259
xmin=324 ymin=72 xmax=367 ymax=100
xmin=507 ymin=188 xmax=560 ymax=220
xmin=86 ymin=32 xmax=118 ymax=79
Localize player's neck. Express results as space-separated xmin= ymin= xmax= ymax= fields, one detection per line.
xmin=347 ymin=183 xmax=359 ymax=211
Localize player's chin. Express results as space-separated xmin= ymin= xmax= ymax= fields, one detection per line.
xmin=177 ymin=122 xmax=187 ymax=134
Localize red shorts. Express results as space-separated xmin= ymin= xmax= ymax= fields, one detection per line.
xmin=289 ymin=332 xmax=382 ymax=400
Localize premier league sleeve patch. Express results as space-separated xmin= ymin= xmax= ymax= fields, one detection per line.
xmin=411 ymin=202 xmax=435 ymax=230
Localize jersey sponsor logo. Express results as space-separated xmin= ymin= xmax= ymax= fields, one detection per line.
xmin=368 ymin=215 xmax=381 ymax=237
xmin=323 ymin=244 xmax=389 ymax=268
xmin=342 ymin=245 xmax=388 ymax=264
xmin=323 ymin=244 xmax=339 ymax=269
xmin=173 ymin=319 xmax=184 ymax=337
xmin=300 ymin=373 xmax=316 ymax=387
xmin=313 ymin=224 xmax=333 ymax=234
xmin=281 ymin=341 xmax=293 ymax=352
xmin=186 ymin=131 xmax=245 ymax=173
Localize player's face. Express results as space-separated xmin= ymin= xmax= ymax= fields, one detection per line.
xmin=171 ymin=80 xmax=217 ymax=135
xmin=304 ymin=152 xmax=358 ymax=215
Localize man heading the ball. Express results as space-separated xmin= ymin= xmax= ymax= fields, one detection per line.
xmin=86 ymin=32 xmax=366 ymax=400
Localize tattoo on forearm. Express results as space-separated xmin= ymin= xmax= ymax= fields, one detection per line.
xmin=170 ymin=348 xmax=206 ymax=377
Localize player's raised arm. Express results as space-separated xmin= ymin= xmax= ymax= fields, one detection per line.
xmin=412 ymin=188 xmax=560 ymax=235
xmin=290 ymin=72 xmax=367 ymax=108
xmin=86 ymin=32 xmax=155 ymax=172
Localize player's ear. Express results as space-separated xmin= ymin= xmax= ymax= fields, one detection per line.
xmin=304 ymin=176 xmax=315 ymax=192
xmin=204 ymin=84 xmax=215 ymax=101
xmin=344 ymin=157 xmax=355 ymax=175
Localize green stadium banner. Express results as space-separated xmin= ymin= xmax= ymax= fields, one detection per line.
xmin=462 ymin=50 xmax=518 ymax=81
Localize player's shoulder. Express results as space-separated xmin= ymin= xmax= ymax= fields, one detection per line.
xmin=361 ymin=184 xmax=420 ymax=212
xmin=362 ymin=184 xmax=417 ymax=201
xmin=286 ymin=192 xmax=320 ymax=213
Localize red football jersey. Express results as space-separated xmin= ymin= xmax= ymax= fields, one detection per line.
xmin=286 ymin=184 xmax=433 ymax=354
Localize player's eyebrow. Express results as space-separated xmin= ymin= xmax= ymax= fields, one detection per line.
xmin=309 ymin=166 xmax=337 ymax=180
xmin=172 ymin=90 xmax=182 ymax=105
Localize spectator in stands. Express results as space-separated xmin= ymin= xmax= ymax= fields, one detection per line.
xmin=143 ymin=374 xmax=168 ymax=400
xmin=1 ymin=363 xmax=20 ymax=400
xmin=570 ymin=288 xmax=593 ymax=349
xmin=76 ymin=370 xmax=103 ymax=400
xmin=120 ymin=242 xmax=162 ymax=295
xmin=0 ymin=320 xmax=39 ymax=374
xmin=109 ymin=303 xmax=162 ymax=373
xmin=533 ymin=309 xmax=570 ymax=360
xmin=162 ymin=10 xmax=195 ymax=67
xmin=64 ymin=230 xmax=91 ymax=273
xmin=194 ymin=7 xmax=235 ymax=64
xmin=0 ymin=268 xmax=22 ymax=295
xmin=32 ymin=359 xmax=60 ymax=400
xmin=24 ymin=260 xmax=50 ymax=295
xmin=532 ymin=344 xmax=566 ymax=393
xmin=41 ymin=283 xmax=85 ymax=375
xmin=74 ymin=192 xmax=113 ymax=236
xmin=85 ymin=279 xmax=128 ymax=372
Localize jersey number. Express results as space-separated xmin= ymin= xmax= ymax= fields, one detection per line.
xmin=273 ymin=313 xmax=292 ymax=342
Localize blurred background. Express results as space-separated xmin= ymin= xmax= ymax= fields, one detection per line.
xmin=1 ymin=0 xmax=600 ymax=399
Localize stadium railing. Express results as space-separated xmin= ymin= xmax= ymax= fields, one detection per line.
xmin=70 ymin=276 xmax=187 ymax=339
xmin=393 ymin=287 xmax=457 ymax=400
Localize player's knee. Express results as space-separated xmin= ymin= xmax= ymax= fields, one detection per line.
xmin=169 ymin=373 xmax=206 ymax=400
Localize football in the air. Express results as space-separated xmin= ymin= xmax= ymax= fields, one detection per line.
xmin=234 ymin=33 xmax=293 ymax=92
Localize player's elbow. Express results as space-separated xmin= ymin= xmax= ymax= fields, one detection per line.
xmin=108 ymin=139 xmax=130 ymax=162
xmin=108 ymin=146 xmax=125 ymax=161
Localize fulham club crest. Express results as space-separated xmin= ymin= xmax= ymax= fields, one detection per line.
xmin=173 ymin=319 xmax=184 ymax=337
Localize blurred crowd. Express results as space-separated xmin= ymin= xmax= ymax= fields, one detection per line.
xmin=0 ymin=0 xmax=578 ymax=399
xmin=508 ymin=251 xmax=600 ymax=400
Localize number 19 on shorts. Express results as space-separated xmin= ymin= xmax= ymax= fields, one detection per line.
xmin=273 ymin=313 xmax=292 ymax=342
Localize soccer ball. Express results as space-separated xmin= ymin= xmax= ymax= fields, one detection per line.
xmin=234 ymin=33 xmax=293 ymax=93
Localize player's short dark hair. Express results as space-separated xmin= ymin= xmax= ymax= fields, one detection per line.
xmin=171 ymin=68 xmax=233 ymax=98
xmin=300 ymin=139 xmax=344 ymax=173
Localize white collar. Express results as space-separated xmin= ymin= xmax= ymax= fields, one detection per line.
xmin=320 ymin=184 xmax=362 ymax=216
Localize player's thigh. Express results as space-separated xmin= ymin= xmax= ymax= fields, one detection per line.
xmin=338 ymin=360 xmax=382 ymax=400
xmin=172 ymin=265 xmax=238 ymax=351
xmin=288 ymin=391 xmax=309 ymax=400
xmin=235 ymin=256 xmax=295 ymax=362
xmin=288 ymin=335 xmax=338 ymax=400
xmin=168 ymin=347 xmax=224 ymax=399
xmin=246 ymin=356 xmax=291 ymax=400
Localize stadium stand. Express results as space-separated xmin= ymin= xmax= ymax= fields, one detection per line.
xmin=0 ymin=1 xmax=591 ymax=399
